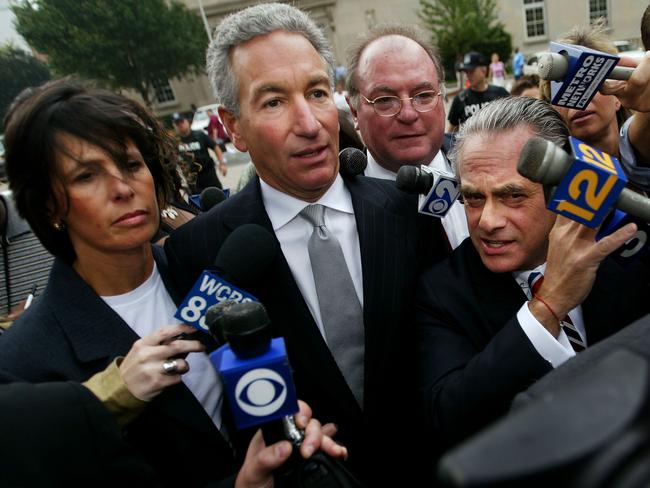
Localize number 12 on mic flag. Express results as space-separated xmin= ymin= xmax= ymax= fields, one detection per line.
xmin=548 ymin=137 xmax=627 ymax=228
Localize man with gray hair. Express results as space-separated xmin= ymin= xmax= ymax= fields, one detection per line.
xmin=415 ymin=96 xmax=650 ymax=450
xmin=165 ymin=3 xmax=444 ymax=484
xmin=346 ymin=23 xmax=468 ymax=249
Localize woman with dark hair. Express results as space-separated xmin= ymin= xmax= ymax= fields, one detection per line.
xmin=0 ymin=79 xmax=344 ymax=486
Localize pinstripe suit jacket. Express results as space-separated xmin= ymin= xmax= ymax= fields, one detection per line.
xmin=164 ymin=175 xmax=445 ymax=485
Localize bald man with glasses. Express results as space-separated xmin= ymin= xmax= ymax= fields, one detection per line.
xmin=346 ymin=23 xmax=469 ymax=249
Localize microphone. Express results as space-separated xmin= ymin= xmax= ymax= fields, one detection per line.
xmin=518 ymin=136 xmax=650 ymax=263
xmin=539 ymin=42 xmax=632 ymax=110
xmin=339 ymin=148 xmax=367 ymax=177
xmin=538 ymin=52 xmax=634 ymax=81
xmin=199 ymin=186 xmax=227 ymax=211
xmin=396 ymin=165 xmax=433 ymax=194
xmin=396 ymin=165 xmax=461 ymax=217
xmin=207 ymin=301 xmax=300 ymax=436
xmin=517 ymin=136 xmax=650 ymax=225
xmin=207 ymin=300 xmax=364 ymax=487
xmin=174 ymin=224 xmax=279 ymax=332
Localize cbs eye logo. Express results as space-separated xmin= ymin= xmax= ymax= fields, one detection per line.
xmin=235 ymin=368 xmax=287 ymax=416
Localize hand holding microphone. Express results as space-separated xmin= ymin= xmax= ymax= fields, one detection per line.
xmin=236 ymin=401 xmax=347 ymax=488
xmin=538 ymin=42 xmax=639 ymax=110
xmin=515 ymin=137 xmax=639 ymax=334
xmin=207 ymin=300 xmax=361 ymax=487
xmin=532 ymin=215 xmax=637 ymax=335
xmin=518 ymin=136 xmax=650 ymax=264
xmin=117 ymin=324 xmax=204 ymax=401
xmin=538 ymin=51 xmax=635 ymax=82
xmin=600 ymin=52 xmax=650 ymax=112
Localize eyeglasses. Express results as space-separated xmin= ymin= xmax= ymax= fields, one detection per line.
xmin=361 ymin=86 xmax=445 ymax=117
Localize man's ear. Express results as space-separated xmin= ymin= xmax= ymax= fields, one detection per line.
xmin=347 ymin=95 xmax=359 ymax=130
xmin=218 ymin=107 xmax=248 ymax=153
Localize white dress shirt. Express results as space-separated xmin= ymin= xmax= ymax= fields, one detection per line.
xmin=259 ymin=175 xmax=363 ymax=339
xmin=513 ymin=263 xmax=587 ymax=368
xmin=364 ymin=150 xmax=469 ymax=249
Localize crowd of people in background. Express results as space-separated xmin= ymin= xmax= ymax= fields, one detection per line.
xmin=1 ymin=1 xmax=650 ymax=486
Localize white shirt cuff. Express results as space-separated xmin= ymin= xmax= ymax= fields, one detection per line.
xmin=517 ymin=302 xmax=576 ymax=368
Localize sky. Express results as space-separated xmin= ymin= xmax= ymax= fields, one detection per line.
xmin=0 ymin=0 xmax=29 ymax=50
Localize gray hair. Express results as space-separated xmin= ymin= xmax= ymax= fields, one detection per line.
xmin=345 ymin=23 xmax=444 ymax=110
xmin=449 ymin=97 xmax=569 ymax=177
xmin=206 ymin=2 xmax=335 ymax=116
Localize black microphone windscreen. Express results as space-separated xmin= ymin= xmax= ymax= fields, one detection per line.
xmin=396 ymin=165 xmax=419 ymax=193
xmin=213 ymin=224 xmax=279 ymax=289
xmin=205 ymin=301 xmax=272 ymax=358
xmin=200 ymin=186 xmax=227 ymax=211
xmin=396 ymin=165 xmax=434 ymax=194
xmin=339 ymin=148 xmax=367 ymax=177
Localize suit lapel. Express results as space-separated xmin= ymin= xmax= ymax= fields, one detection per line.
xmin=348 ymin=178 xmax=408 ymax=386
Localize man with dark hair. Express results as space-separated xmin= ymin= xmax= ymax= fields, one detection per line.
xmin=172 ymin=111 xmax=226 ymax=192
xmin=447 ymin=51 xmax=509 ymax=131
xmin=417 ymin=96 xmax=650 ymax=450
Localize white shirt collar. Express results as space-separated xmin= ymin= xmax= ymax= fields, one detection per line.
xmin=365 ymin=151 xmax=400 ymax=180
xmin=365 ymin=150 xmax=449 ymax=180
xmin=259 ymin=174 xmax=354 ymax=231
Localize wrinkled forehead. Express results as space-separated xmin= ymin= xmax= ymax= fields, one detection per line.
xmin=458 ymin=127 xmax=534 ymax=183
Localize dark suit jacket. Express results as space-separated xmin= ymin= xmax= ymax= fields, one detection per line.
xmin=416 ymin=238 xmax=650 ymax=450
xmin=0 ymin=247 xmax=236 ymax=487
xmin=164 ymin=175 xmax=445 ymax=485
xmin=0 ymin=377 xmax=158 ymax=487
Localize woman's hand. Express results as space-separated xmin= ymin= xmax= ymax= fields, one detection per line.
xmin=119 ymin=324 xmax=204 ymax=401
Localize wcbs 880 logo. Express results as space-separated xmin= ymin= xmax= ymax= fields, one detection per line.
xmin=548 ymin=137 xmax=627 ymax=228
xmin=174 ymin=271 xmax=259 ymax=332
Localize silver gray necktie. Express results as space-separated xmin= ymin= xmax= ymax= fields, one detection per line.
xmin=300 ymin=204 xmax=365 ymax=408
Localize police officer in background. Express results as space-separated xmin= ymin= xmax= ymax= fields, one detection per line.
xmin=447 ymin=51 xmax=509 ymax=132
xmin=172 ymin=111 xmax=227 ymax=192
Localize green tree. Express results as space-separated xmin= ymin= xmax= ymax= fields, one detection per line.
xmin=419 ymin=0 xmax=512 ymax=81
xmin=12 ymin=0 xmax=206 ymax=105
xmin=0 ymin=44 xmax=50 ymax=131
